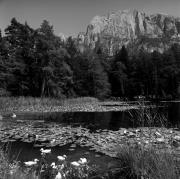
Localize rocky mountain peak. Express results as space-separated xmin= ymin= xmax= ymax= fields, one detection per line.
xmin=77 ymin=9 xmax=180 ymax=55
xmin=58 ymin=33 xmax=67 ymax=42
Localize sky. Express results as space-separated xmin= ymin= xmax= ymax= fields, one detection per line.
xmin=0 ymin=0 xmax=180 ymax=37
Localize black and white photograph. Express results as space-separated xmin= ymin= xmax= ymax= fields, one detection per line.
xmin=0 ymin=0 xmax=180 ymax=178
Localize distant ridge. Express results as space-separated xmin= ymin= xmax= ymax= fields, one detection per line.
xmin=77 ymin=9 xmax=180 ymax=55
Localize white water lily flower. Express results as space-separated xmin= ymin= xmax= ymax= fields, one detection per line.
xmin=78 ymin=158 xmax=87 ymax=164
xmin=124 ymin=129 xmax=127 ymax=134
xmin=55 ymin=172 xmax=62 ymax=179
xmin=24 ymin=159 xmax=38 ymax=166
xmin=50 ymin=139 xmax=56 ymax=143
xmin=35 ymin=135 xmax=39 ymax=140
xmin=57 ymin=155 xmax=66 ymax=161
xmin=51 ymin=162 xmax=55 ymax=166
xmin=53 ymin=165 xmax=57 ymax=169
xmin=155 ymin=131 xmax=161 ymax=137
xmin=60 ymin=164 xmax=65 ymax=170
xmin=12 ymin=113 xmax=16 ymax=118
xmin=71 ymin=161 xmax=80 ymax=167
xmin=10 ymin=170 xmax=14 ymax=175
xmin=51 ymin=162 xmax=57 ymax=169
xmin=40 ymin=148 xmax=51 ymax=154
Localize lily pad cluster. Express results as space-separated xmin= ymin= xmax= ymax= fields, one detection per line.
xmin=0 ymin=120 xmax=179 ymax=159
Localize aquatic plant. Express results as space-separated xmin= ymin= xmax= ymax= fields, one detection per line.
xmin=0 ymin=97 xmax=98 ymax=111
xmin=57 ymin=155 xmax=67 ymax=161
xmin=116 ymin=144 xmax=180 ymax=179
xmin=0 ymin=146 xmax=96 ymax=179
xmin=21 ymin=149 xmax=93 ymax=179
xmin=24 ymin=159 xmax=39 ymax=167
xmin=0 ymin=147 xmax=9 ymax=177
xmin=40 ymin=148 xmax=51 ymax=155
xmin=0 ymin=121 xmax=179 ymax=159
xmin=0 ymin=96 xmax=136 ymax=113
xmin=129 ymin=101 xmax=168 ymax=127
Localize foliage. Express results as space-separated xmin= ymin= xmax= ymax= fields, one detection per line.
xmin=110 ymin=46 xmax=128 ymax=97
xmin=0 ymin=18 xmax=180 ymax=99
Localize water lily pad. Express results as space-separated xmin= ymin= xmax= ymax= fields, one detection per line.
xmin=8 ymin=139 xmax=17 ymax=142
xmin=70 ymin=144 xmax=76 ymax=148
xmin=34 ymin=144 xmax=46 ymax=147
xmin=68 ymin=148 xmax=75 ymax=151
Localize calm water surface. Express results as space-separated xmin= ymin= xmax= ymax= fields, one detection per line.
xmin=2 ymin=102 xmax=178 ymax=129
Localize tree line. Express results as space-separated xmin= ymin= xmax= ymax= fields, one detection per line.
xmin=0 ymin=18 xmax=180 ymax=99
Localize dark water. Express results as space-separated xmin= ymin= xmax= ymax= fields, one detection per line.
xmin=5 ymin=102 xmax=179 ymax=130
xmin=1 ymin=102 xmax=179 ymax=169
xmin=166 ymin=102 xmax=180 ymax=128
xmin=5 ymin=142 xmax=118 ymax=171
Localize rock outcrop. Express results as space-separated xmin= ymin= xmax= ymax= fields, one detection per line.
xmin=77 ymin=9 xmax=180 ymax=55
xmin=58 ymin=33 xmax=67 ymax=42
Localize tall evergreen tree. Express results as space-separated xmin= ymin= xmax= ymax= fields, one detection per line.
xmin=110 ymin=46 xmax=128 ymax=97
xmin=72 ymin=50 xmax=110 ymax=98
xmin=33 ymin=20 xmax=74 ymax=97
xmin=4 ymin=18 xmax=35 ymax=95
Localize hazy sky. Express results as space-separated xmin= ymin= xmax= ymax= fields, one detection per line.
xmin=0 ymin=0 xmax=180 ymax=36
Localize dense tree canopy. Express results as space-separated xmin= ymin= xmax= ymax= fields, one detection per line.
xmin=0 ymin=18 xmax=180 ymax=99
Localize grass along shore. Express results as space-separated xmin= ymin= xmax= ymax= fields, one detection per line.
xmin=0 ymin=97 xmax=138 ymax=114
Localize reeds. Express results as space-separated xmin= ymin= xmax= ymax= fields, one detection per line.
xmin=117 ymin=144 xmax=179 ymax=179
xmin=0 ymin=147 xmax=9 ymax=178
xmin=128 ymin=101 xmax=168 ymax=127
xmin=0 ymin=97 xmax=99 ymax=112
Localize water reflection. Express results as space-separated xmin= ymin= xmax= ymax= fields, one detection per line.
xmin=1 ymin=102 xmax=179 ymax=130
xmin=168 ymin=102 xmax=180 ymax=128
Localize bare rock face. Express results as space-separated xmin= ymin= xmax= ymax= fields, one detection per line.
xmin=58 ymin=33 xmax=67 ymax=42
xmin=78 ymin=9 xmax=180 ymax=55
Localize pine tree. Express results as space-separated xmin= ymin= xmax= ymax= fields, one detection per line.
xmin=33 ymin=20 xmax=74 ymax=97
xmin=4 ymin=18 xmax=35 ymax=95
xmin=110 ymin=46 xmax=128 ymax=97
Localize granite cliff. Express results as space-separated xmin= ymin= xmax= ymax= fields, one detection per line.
xmin=77 ymin=9 xmax=180 ymax=55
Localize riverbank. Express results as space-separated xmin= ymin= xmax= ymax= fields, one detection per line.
xmin=0 ymin=97 xmax=140 ymax=115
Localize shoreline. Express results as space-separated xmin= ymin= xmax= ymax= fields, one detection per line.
xmin=0 ymin=97 xmax=164 ymax=115
xmin=0 ymin=103 xmax=139 ymax=115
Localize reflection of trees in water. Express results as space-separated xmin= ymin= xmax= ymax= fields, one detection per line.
xmin=15 ymin=103 xmax=180 ymax=130
xmin=0 ymin=121 xmax=4 ymax=129
xmin=168 ymin=103 xmax=180 ymax=128
xmin=96 ymin=112 xmax=112 ymax=129
xmin=109 ymin=111 xmax=134 ymax=129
